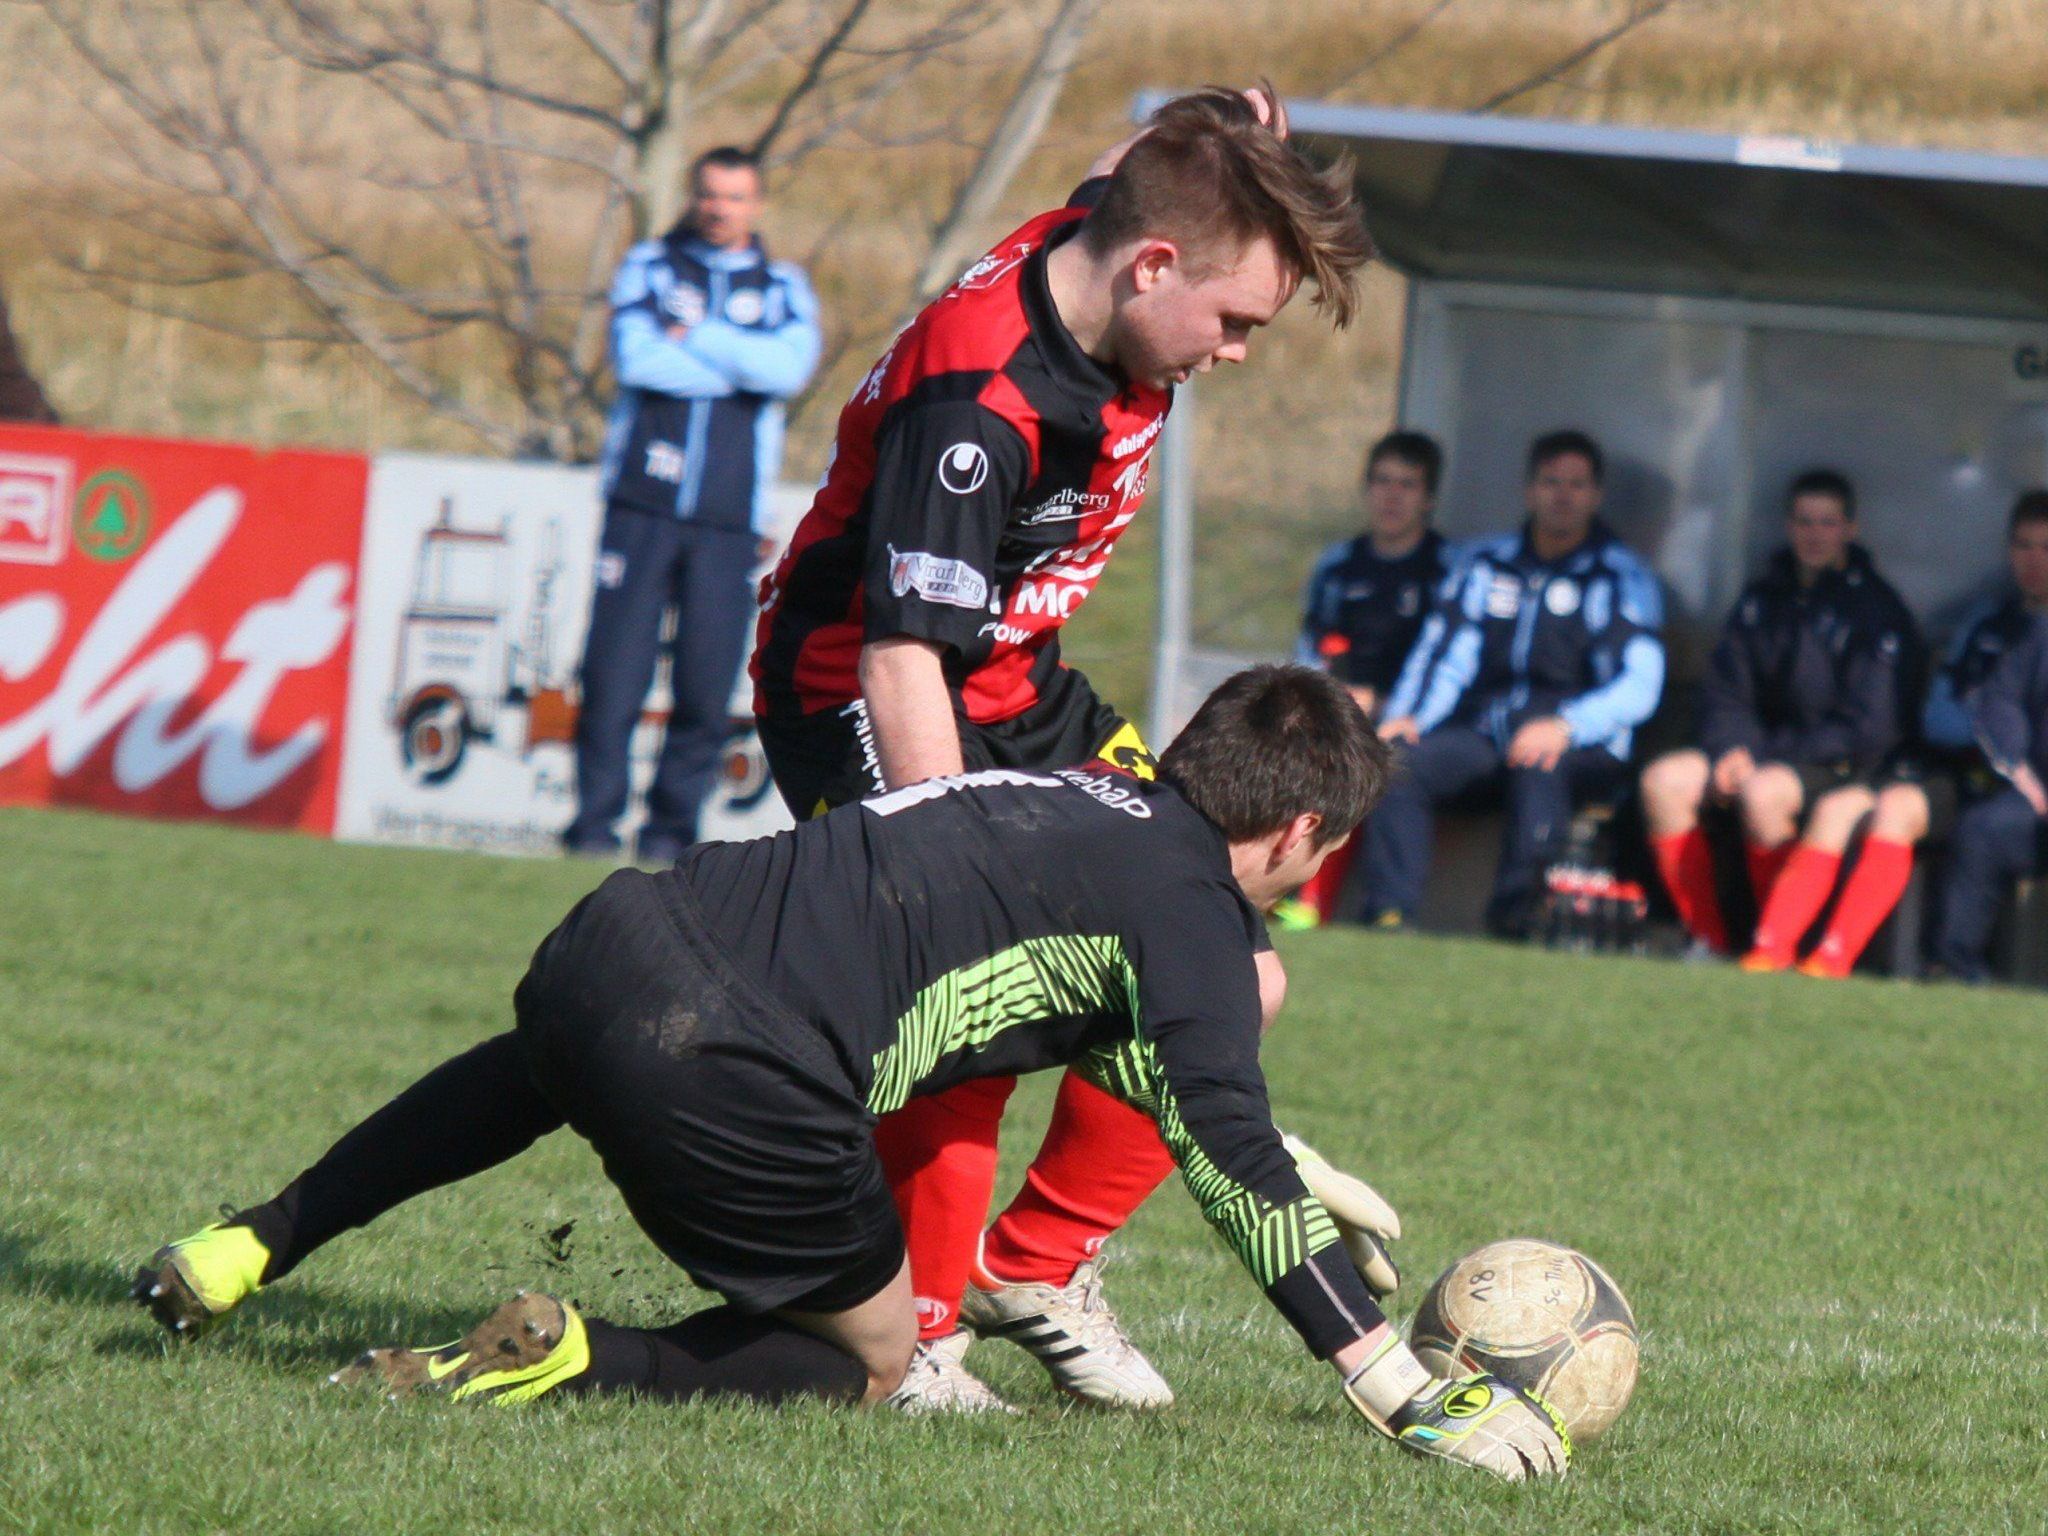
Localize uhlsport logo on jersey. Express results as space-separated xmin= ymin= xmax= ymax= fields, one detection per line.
xmin=888 ymin=545 xmax=988 ymax=610
xmin=948 ymin=243 xmax=1031 ymax=294
xmin=1111 ymin=416 xmax=1164 ymax=459
xmin=936 ymin=442 xmax=989 ymax=495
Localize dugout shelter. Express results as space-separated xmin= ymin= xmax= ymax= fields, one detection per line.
xmin=1144 ymin=99 xmax=2048 ymax=751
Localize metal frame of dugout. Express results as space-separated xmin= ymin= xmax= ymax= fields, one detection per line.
xmin=1136 ymin=98 xmax=2048 ymax=966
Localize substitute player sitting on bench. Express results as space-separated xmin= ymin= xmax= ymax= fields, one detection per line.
xmin=131 ymin=666 xmax=1568 ymax=1482
xmin=1639 ymin=469 xmax=1918 ymax=961
xmin=1365 ymin=430 xmax=1665 ymax=937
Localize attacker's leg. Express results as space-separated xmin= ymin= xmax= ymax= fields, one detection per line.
xmin=979 ymin=1073 xmax=1176 ymax=1286
xmin=981 ymin=947 xmax=1281 ymax=1287
xmin=872 ymin=1076 xmax=1017 ymax=1340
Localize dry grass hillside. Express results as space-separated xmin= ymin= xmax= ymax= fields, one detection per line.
xmin=8 ymin=0 xmax=2048 ymax=474
xmin=5 ymin=0 xmax=2048 ymax=700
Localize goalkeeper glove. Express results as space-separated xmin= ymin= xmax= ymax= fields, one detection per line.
xmin=1281 ymin=1131 xmax=1401 ymax=1299
xmin=1343 ymin=1333 xmax=1571 ymax=1482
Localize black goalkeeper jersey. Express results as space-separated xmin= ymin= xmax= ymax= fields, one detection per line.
xmin=665 ymin=768 xmax=1381 ymax=1356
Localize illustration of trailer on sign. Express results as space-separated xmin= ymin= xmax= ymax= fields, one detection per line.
xmin=388 ymin=498 xmax=772 ymax=810
xmin=388 ymin=499 xmax=546 ymax=783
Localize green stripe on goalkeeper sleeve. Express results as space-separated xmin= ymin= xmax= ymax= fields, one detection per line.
xmin=1078 ymin=1034 xmax=1344 ymax=1290
xmin=867 ymin=934 xmax=1135 ymax=1115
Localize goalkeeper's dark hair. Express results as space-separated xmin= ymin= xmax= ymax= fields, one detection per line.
xmin=1159 ymin=665 xmax=1390 ymax=848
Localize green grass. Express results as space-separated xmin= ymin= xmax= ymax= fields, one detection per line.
xmin=3 ymin=804 xmax=2046 ymax=1533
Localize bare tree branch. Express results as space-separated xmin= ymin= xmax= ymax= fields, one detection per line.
xmin=1472 ymin=0 xmax=1685 ymax=114
xmin=750 ymin=0 xmax=874 ymax=159
xmin=1318 ymin=0 xmax=1462 ymax=99
xmin=911 ymin=0 xmax=1105 ymax=307
xmin=530 ymin=0 xmax=637 ymax=87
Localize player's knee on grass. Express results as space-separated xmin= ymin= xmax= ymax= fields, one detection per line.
xmin=1804 ymin=783 xmax=1875 ymax=852
xmin=780 ymin=1256 xmax=917 ymax=1405
xmin=1640 ymin=749 xmax=1708 ymax=833
xmin=1738 ymin=763 xmax=1803 ymax=845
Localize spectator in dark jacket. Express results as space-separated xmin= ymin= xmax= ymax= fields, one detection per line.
xmin=1366 ymin=429 xmax=1665 ymax=936
xmin=1782 ymin=492 xmax=2048 ymax=977
xmin=1641 ymin=470 xmax=1919 ymax=957
xmin=1280 ymin=429 xmax=1448 ymax=927
xmin=0 ymin=282 xmax=57 ymax=424
xmin=1931 ymin=509 xmax=2048 ymax=980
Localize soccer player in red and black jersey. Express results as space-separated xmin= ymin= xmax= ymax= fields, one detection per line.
xmin=748 ymin=86 xmax=1375 ymax=1410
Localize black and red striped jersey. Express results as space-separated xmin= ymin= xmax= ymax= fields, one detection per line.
xmin=750 ymin=187 xmax=1171 ymax=726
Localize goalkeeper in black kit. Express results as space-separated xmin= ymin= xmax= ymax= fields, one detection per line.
xmin=131 ymin=666 xmax=1567 ymax=1481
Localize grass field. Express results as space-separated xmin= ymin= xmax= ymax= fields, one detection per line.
xmin=3 ymin=803 xmax=2046 ymax=1533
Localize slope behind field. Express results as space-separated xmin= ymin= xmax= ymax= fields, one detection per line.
xmin=1 ymin=804 xmax=2044 ymax=1533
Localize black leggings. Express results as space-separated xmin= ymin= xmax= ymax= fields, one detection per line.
xmin=239 ymin=1033 xmax=869 ymax=1405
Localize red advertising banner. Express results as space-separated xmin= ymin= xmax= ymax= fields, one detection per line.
xmin=0 ymin=425 xmax=368 ymax=832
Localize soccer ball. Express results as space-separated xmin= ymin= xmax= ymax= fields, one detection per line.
xmin=1408 ymin=1238 xmax=1638 ymax=1442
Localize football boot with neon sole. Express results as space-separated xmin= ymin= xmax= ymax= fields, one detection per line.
xmin=883 ymin=1330 xmax=1016 ymax=1415
xmin=960 ymin=1254 xmax=1173 ymax=1409
xmin=131 ymin=1215 xmax=272 ymax=1337
xmin=331 ymin=1292 xmax=591 ymax=1405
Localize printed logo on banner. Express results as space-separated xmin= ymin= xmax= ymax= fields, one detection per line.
xmin=336 ymin=461 xmax=795 ymax=857
xmin=73 ymin=469 xmax=150 ymax=562
xmin=0 ymin=427 xmax=368 ymax=832
xmin=0 ymin=453 xmax=72 ymax=565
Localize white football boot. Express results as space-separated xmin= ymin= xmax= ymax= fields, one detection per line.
xmin=960 ymin=1253 xmax=1174 ymax=1410
xmin=884 ymin=1330 xmax=1016 ymax=1415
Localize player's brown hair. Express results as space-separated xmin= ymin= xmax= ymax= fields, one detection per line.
xmin=1081 ymin=86 xmax=1374 ymax=329
xmin=1159 ymin=665 xmax=1390 ymax=848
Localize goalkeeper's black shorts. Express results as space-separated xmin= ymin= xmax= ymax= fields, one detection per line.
xmin=514 ymin=869 xmax=903 ymax=1314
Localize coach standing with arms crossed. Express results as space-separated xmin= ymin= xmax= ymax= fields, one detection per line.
xmin=565 ymin=147 xmax=821 ymax=862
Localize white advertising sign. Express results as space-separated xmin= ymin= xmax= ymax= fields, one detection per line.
xmin=335 ymin=453 xmax=796 ymax=856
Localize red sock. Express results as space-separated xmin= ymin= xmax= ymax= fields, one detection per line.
xmin=1649 ymin=827 xmax=1728 ymax=952
xmin=1745 ymin=839 xmax=1795 ymax=901
xmin=979 ymin=1072 xmax=1177 ymax=1288
xmin=873 ymin=1076 xmax=1017 ymax=1340
xmin=1808 ymin=838 xmax=1914 ymax=977
xmin=1747 ymin=845 xmax=1841 ymax=965
xmin=1298 ymin=832 xmax=1358 ymax=919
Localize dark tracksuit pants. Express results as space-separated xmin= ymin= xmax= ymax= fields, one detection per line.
xmin=1933 ymin=785 xmax=2048 ymax=981
xmin=1362 ymin=724 xmax=1627 ymax=929
xmin=567 ymin=502 xmax=758 ymax=852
